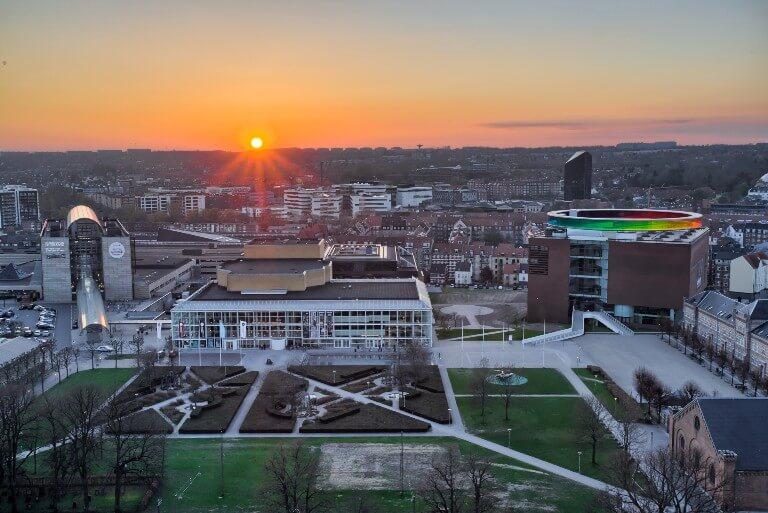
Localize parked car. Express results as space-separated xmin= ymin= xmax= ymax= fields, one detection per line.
xmin=36 ymin=322 xmax=54 ymax=329
xmin=33 ymin=304 xmax=45 ymax=311
xmin=39 ymin=329 xmax=51 ymax=336
xmin=22 ymin=327 xmax=33 ymax=337
xmin=95 ymin=345 xmax=115 ymax=353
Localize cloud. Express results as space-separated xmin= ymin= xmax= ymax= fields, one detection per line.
xmin=480 ymin=118 xmax=697 ymax=130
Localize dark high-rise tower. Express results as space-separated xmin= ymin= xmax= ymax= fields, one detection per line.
xmin=563 ymin=150 xmax=592 ymax=200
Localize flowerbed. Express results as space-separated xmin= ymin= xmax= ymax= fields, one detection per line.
xmin=239 ymin=371 xmax=308 ymax=433
xmin=179 ymin=385 xmax=249 ymax=434
xmin=300 ymin=403 xmax=430 ymax=433
xmin=288 ymin=365 xmax=386 ymax=386
xmin=190 ymin=365 xmax=245 ymax=385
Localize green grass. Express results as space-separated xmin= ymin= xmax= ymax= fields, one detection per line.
xmin=14 ymin=488 xmax=145 ymax=512
xmin=573 ymin=368 xmax=628 ymax=419
xmin=159 ymin=437 xmax=598 ymax=513
xmin=448 ymin=368 xmax=577 ymax=395
xmin=436 ymin=327 xmax=543 ymax=341
xmin=37 ymin=368 xmax=137 ymax=404
xmin=456 ymin=396 xmax=619 ymax=482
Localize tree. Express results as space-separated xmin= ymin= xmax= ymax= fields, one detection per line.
xmin=130 ymin=331 xmax=145 ymax=367
xmin=748 ymin=367 xmax=762 ymax=397
xmin=58 ymin=346 xmax=73 ymax=379
xmin=679 ymin=381 xmax=705 ymax=404
xmin=633 ymin=367 xmax=656 ymax=417
xmin=0 ymin=379 xmax=36 ymax=513
xmin=470 ymin=366 xmax=490 ymax=425
xmin=63 ymin=384 xmax=105 ymax=512
xmin=704 ymin=337 xmax=715 ymax=372
xmin=479 ymin=266 xmax=494 ymax=284
xmin=40 ymin=396 xmax=71 ymax=513
xmin=483 ymin=228 xmax=502 ymax=246
xmin=392 ymin=340 xmax=430 ymax=389
xmin=263 ymin=440 xmax=326 ymax=513
xmin=615 ymin=410 xmax=644 ymax=455
xmin=421 ymin=446 xmax=467 ymax=513
xmin=465 ymin=451 xmax=497 ymax=513
xmin=104 ymin=399 xmax=166 ymax=513
xmin=500 ymin=365 xmax=516 ymax=422
xmin=577 ymin=396 xmax=610 ymax=465
xmin=84 ymin=338 xmax=99 ymax=370
xmin=595 ymin=447 xmax=723 ymax=513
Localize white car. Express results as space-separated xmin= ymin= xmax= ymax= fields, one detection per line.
xmin=95 ymin=345 xmax=115 ymax=353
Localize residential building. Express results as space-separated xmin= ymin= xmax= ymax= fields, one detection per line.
xmin=668 ymin=398 xmax=768 ymax=511
xmin=709 ymin=237 xmax=746 ymax=292
xmin=428 ymin=263 xmax=448 ymax=286
xmin=563 ymin=150 xmax=592 ymax=201
xmin=729 ymin=252 xmax=768 ymax=298
xmin=170 ymin=239 xmax=433 ymax=350
xmin=311 ymin=192 xmax=342 ymax=219
xmin=0 ymin=185 xmax=39 ymax=229
xmin=283 ymin=187 xmax=315 ymax=218
xmin=684 ymin=290 xmax=768 ymax=374
xmin=137 ymin=192 xmax=206 ymax=214
xmin=326 ymin=244 xmax=420 ymax=280
xmin=528 ymin=209 xmax=708 ymax=325
xmin=454 ymin=261 xmax=472 ymax=286
xmin=731 ymin=221 xmax=768 ymax=248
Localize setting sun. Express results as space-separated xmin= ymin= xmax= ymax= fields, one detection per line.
xmin=250 ymin=137 xmax=264 ymax=149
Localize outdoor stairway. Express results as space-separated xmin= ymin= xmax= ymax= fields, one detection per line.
xmin=520 ymin=309 xmax=633 ymax=346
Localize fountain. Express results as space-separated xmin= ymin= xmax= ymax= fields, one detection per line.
xmin=486 ymin=369 xmax=528 ymax=387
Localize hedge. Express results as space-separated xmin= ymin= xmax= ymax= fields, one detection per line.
xmin=106 ymin=409 xmax=173 ymax=435
xmin=300 ymin=403 xmax=430 ymax=433
xmin=287 ymin=365 xmax=386 ymax=386
xmin=178 ymin=385 xmax=249 ymax=434
xmin=190 ymin=365 xmax=245 ymax=385
xmin=219 ymin=371 xmax=259 ymax=387
xmin=399 ymin=387 xmax=450 ymax=424
xmin=415 ymin=366 xmax=445 ymax=393
xmin=113 ymin=366 xmax=185 ymax=404
xmin=239 ymin=371 xmax=308 ymax=433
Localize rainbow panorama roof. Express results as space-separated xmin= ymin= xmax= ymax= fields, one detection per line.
xmin=547 ymin=209 xmax=702 ymax=232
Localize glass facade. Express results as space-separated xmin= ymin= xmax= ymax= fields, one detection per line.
xmin=172 ymin=305 xmax=432 ymax=349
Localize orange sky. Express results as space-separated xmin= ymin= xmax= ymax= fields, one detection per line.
xmin=1 ymin=1 xmax=767 ymax=150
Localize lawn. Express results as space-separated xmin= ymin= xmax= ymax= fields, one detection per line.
xmin=160 ymin=437 xmax=599 ymax=513
xmin=456 ymin=396 xmax=620 ymax=482
xmin=573 ymin=368 xmax=628 ymax=418
xmin=448 ymin=367 xmax=577 ymax=395
xmin=36 ymin=368 xmax=137 ymax=404
xmin=436 ymin=327 xmax=543 ymax=341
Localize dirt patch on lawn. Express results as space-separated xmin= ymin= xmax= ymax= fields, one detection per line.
xmin=317 ymin=443 xmax=447 ymax=490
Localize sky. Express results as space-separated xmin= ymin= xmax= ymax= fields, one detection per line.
xmin=1 ymin=0 xmax=767 ymax=151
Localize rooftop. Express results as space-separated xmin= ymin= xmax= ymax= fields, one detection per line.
xmin=190 ymin=279 xmax=422 ymax=302
xmin=697 ymin=398 xmax=768 ymax=471
xmin=221 ymin=258 xmax=328 ymax=275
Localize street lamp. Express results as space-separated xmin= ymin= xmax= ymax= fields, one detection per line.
xmin=447 ymin=407 xmax=451 ymax=424
xmin=577 ymin=451 xmax=582 ymax=473
xmin=507 ymin=428 xmax=512 ymax=448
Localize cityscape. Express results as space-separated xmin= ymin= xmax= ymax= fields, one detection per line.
xmin=1 ymin=2 xmax=767 ymax=513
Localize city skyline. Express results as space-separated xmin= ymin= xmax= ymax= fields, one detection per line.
xmin=1 ymin=0 xmax=767 ymax=151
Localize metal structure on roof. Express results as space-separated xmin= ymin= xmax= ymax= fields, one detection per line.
xmin=76 ymin=272 xmax=108 ymax=330
xmin=66 ymin=205 xmax=103 ymax=231
xmin=548 ymin=208 xmax=702 ymax=232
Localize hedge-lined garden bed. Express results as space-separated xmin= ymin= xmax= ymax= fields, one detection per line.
xmin=112 ymin=366 xmax=185 ymax=404
xmin=190 ymin=365 xmax=245 ymax=385
xmin=107 ymin=409 xmax=173 ymax=435
xmin=219 ymin=371 xmax=259 ymax=387
xmin=239 ymin=371 xmax=308 ymax=433
xmin=288 ymin=365 xmax=386 ymax=386
xmin=415 ymin=365 xmax=445 ymax=393
xmin=179 ymin=385 xmax=249 ymax=434
xmin=399 ymin=387 xmax=450 ymax=423
xmin=300 ymin=403 xmax=430 ymax=433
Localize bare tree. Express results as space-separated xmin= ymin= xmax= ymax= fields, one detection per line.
xmin=499 ymin=364 xmax=516 ymax=422
xmin=59 ymin=346 xmax=73 ymax=378
xmin=615 ymin=410 xmax=645 ymax=455
xmin=63 ymin=384 xmax=105 ymax=512
xmin=130 ymin=331 xmax=145 ymax=367
xmin=392 ymin=340 xmax=430 ymax=389
xmin=40 ymin=396 xmax=71 ymax=513
xmin=748 ymin=367 xmax=762 ymax=397
xmin=421 ymin=446 xmax=468 ymax=513
xmin=596 ymin=447 xmax=723 ymax=513
xmin=138 ymin=349 xmax=158 ymax=369
xmin=679 ymin=381 xmax=705 ymax=403
xmin=470 ymin=367 xmax=490 ymax=425
xmin=465 ymin=451 xmax=497 ymax=513
xmin=0 ymin=379 xmax=37 ymax=513
xmin=104 ymin=399 xmax=166 ymax=513
xmin=73 ymin=344 xmax=82 ymax=372
xmin=84 ymin=337 xmax=99 ymax=370
xmin=263 ymin=440 xmax=326 ymax=513
xmin=577 ymin=396 xmax=611 ymax=465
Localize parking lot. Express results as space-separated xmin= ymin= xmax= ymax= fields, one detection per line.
xmin=0 ymin=301 xmax=74 ymax=352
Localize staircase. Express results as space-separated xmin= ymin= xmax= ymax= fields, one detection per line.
xmin=520 ymin=309 xmax=633 ymax=346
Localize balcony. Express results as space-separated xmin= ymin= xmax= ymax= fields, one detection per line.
xmin=570 ymin=263 xmax=602 ymax=277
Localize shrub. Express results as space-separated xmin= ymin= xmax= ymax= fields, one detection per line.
xmin=300 ymin=403 xmax=430 ymax=433
xmin=288 ymin=365 xmax=386 ymax=386
xmin=190 ymin=365 xmax=245 ymax=385
xmin=107 ymin=409 xmax=173 ymax=435
xmin=399 ymin=388 xmax=450 ymax=423
xmin=178 ymin=385 xmax=248 ymax=434
xmin=219 ymin=370 xmax=259 ymax=387
xmin=415 ymin=365 xmax=445 ymax=393
xmin=239 ymin=371 xmax=308 ymax=433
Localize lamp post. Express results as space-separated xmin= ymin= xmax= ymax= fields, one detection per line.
xmin=507 ymin=428 xmax=512 ymax=448
xmin=577 ymin=451 xmax=582 ymax=473
xmin=447 ymin=407 xmax=452 ymax=424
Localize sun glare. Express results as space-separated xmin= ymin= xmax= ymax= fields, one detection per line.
xmin=250 ymin=137 xmax=264 ymax=149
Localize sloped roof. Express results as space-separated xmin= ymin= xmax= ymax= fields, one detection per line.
xmin=698 ymin=398 xmax=768 ymax=471
xmin=565 ymin=150 xmax=589 ymax=164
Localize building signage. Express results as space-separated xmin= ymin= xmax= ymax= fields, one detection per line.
xmin=108 ymin=241 xmax=126 ymax=259
xmin=239 ymin=320 xmax=247 ymax=339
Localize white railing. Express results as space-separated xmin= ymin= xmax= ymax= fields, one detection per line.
xmin=520 ymin=309 xmax=633 ymax=346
